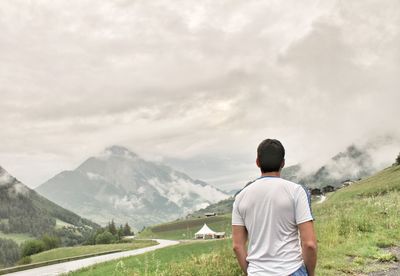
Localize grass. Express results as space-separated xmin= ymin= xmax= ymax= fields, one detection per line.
xmin=69 ymin=165 xmax=400 ymax=275
xmin=313 ymin=165 xmax=400 ymax=275
xmin=30 ymin=240 xmax=158 ymax=264
xmin=0 ymin=231 xmax=34 ymax=245
xmin=138 ymin=215 xmax=232 ymax=240
xmin=68 ymin=239 xmax=242 ymax=276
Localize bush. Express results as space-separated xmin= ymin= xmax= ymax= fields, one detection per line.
xmin=41 ymin=234 xmax=60 ymax=250
xmin=21 ymin=240 xmax=46 ymax=257
xmin=17 ymin=256 xmax=32 ymax=265
xmin=95 ymin=231 xmax=116 ymax=244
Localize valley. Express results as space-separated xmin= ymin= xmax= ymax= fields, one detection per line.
xmin=67 ymin=163 xmax=400 ymax=275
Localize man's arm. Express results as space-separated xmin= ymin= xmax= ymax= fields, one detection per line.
xmin=298 ymin=221 xmax=317 ymax=276
xmin=232 ymin=225 xmax=248 ymax=275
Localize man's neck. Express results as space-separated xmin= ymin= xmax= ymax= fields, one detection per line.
xmin=260 ymin=171 xmax=281 ymax=177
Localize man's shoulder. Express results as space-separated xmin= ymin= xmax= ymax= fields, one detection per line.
xmin=279 ymin=178 xmax=306 ymax=189
xmin=234 ymin=179 xmax=256 ymax=198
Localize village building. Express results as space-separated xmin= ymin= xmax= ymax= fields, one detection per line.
xmin=341 ymin=180 xmax=355 ymax=187
xmin=204 ymin=212 xmax=216 ymax=217
xmin=194 ymin=223 xmax=225 ymax=239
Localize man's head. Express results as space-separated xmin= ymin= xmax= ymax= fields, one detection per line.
xmin=256 ymin=139 xmax=285 ymax=173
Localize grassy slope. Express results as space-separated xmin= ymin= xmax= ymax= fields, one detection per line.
xmin=70 ymin=165 xmax=400 ymax=275
xmin=68 ymin=239 xmax=241 ymax=276
xmin=138 ymin=214 xmax=232 ymax=240
xmin=31 ymin=240 xmax=158 ymax=264
xmin=314 ymin=165 xmax=400 ymax=275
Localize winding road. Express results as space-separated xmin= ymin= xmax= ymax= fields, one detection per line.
xmin=5 ymin=239 xmax=179 ymax=276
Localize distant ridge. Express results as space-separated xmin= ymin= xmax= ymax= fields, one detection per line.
xmin=36 ymin=146 xmax=229 ymax=229
xmin=282 ymin=145 xmax=375 ymax=188
xmin=0 ymin=166 xmax=98 ymax=241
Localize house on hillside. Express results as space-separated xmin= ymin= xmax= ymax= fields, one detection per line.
xmin=322 ymin=185 xmax=335 ymax=193
xmin=310 ymin=188 xmax=322 ymax=196
xmin=205 ymin=212 xmax=216 ymax=217
xmin=194 ymin=223 xmax=225 ymax=239
xmin=341 ymin=180 xmax=355 ymax=187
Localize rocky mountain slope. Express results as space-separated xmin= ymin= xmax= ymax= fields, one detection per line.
xmin=36 ymin=146 xmax=228 ymax=229
xmin=282 ymin=145 xmax=374 ymax=188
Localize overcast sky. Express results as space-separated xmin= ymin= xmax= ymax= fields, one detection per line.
xmin=1 ymin=0 xmax=399 ymax=191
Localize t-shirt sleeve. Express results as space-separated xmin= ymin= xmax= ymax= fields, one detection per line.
xmin=295 ymin=186 xmax=314 ymax=224
xmin=232 ymin=199 xmax=245 ymax=226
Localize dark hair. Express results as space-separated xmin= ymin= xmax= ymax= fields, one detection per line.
xmin=257 ymin=139 xmax=285 ymax=173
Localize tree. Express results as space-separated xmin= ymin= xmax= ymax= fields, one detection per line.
xmin=396 ymin=152 xmax=400 ymax=165
xmin=117 ymin=225 xmax=124 ymax=240
xmin=123 ymin=223 xmax=133 ymax=236
xmin=107 ymin=220 xmax=117 ymax=236
xmin=41 ymin=235 xmax=60 ymax=250
xmin=21 ymin=240 xmax=46 ymax=257
xmin=95 ymin=231 xmax=115 ymax=244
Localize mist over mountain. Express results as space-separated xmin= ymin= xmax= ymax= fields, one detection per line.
xmin=36 ymin=146 xmax=228 ymax=229
xmin=282 ymin=145 xmax=375 ymax=188
xmin=0 ymin=166 xmax=97 ymax=242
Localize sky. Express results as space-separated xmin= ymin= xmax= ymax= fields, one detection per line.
xmin=1 ymin=0 xmax=399 ymax=191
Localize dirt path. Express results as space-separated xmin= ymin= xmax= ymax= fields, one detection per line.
xmin=317 ymin=195 xmax=326 ymax=204
xmin=368 ymin=246 xmax=400 ymax=276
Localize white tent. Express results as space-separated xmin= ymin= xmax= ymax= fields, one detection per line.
xmin=194 ymin=223 xmax=225 ymax=239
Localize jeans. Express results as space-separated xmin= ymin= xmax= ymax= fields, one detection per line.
xmin=290 ymin=264 xmax=308 ymax=276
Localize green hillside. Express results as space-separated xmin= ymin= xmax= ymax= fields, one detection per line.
xmin=313 ymin=164 xmax=400 ymax=275
xmin=138 ymin=214 xmax=232 ymax=240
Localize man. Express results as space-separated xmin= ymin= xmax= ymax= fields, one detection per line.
xmin=232 ymin=139 xmax=317 ymax=276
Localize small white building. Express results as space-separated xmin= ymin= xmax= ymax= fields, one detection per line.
xmin=194 ymin=223 xmax=225 ymax=239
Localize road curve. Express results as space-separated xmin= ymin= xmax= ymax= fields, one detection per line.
xmin=5 ymin=239 xmax=179 ymax=276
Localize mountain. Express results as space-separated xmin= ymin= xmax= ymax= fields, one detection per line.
xmin=282 ymin=145 xmax=374 ymax=188
xmin=0 ymin=166 xmax=98 ymax=243
xmin=36 ymin=146 xmax=229 ymax=229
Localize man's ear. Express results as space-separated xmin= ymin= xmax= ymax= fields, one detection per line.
xmin=280 ymin=159 xmax=285 ymax=170
xmin=256 ymin=158 xmax=260 ymax=168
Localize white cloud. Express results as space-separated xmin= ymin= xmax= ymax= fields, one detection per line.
xmin=0 ymin=0 xmax=399 ymax=190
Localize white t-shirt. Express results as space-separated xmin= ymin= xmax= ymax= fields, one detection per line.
xmin=232 ymin=176 xmax=313 ymax=276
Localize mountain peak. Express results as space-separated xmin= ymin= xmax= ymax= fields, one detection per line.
xmin=0 ymin=166 xmax=14 ymax=186
xmin=103 ymin=145 xmax=138 ymax=158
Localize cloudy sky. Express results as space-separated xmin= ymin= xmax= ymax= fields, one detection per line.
xmin=1 ymin=0 xmax=399 ymax=191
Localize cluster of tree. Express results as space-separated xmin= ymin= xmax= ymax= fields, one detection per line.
xmin=0 ymin=188 xmax=56 ymax=237
xmin=0 ymin=180 xmax=99 ymax=239
xmin=20 ymin=234 xmax=60 ymax=258
xmin=0 ymin=238 xmax=20 ymax=268
xmin=86 ymin=220 xmax=134 ymax=245
xmin=55 ymin=225 xmax=94 ymax=247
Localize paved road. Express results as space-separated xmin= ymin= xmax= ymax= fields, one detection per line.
xmin=5 ymin=239 xmax=179 ymax=276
